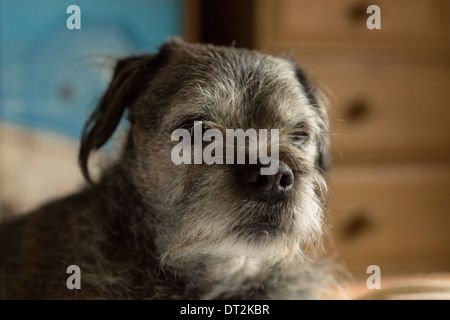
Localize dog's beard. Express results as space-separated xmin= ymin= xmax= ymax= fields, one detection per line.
xmin=158 ymin=160 xmax=327 ymax=271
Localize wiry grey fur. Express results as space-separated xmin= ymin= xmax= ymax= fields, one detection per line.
xmin=0 ymin=39 xmax=336 ymax=299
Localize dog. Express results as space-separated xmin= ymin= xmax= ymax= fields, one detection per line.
xmin=0 ymin=39 xmax=335 ymax=299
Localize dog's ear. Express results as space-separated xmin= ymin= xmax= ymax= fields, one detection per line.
xmin=79 ymin=53 xmax=164 ymax=184
xmin=294 ymin=65 xmax=331 ymax=173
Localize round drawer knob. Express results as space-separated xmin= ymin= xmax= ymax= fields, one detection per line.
xmin=57 ymin=83 xmax=76 ymax=102
xmin=348 ymin=3 xmax=370 ymax=22
xmin=345 ymin=99 xmax=370 ymax=123
xmin=342 ymin=211 xmax=373 ymax=240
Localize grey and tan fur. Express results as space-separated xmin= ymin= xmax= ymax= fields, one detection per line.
xmin=0 ymin=39 xmax=335 ymax=299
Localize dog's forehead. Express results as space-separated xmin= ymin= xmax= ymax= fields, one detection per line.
xmin=162 ymin=44 xmax=317 ymax=130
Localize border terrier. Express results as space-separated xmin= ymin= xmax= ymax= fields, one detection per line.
xmin=0 ymin=39 xmax=334 ymax=299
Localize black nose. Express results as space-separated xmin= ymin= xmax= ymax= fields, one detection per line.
xmin=242 ymin=161 xmax=294 ymax=202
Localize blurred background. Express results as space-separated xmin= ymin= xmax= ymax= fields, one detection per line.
xmin=1 ymin=0 xmax=183 ymax=215
xmin=1 ymin=0 xmax=449 ymax=296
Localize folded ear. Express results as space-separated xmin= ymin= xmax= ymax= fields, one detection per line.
xmin=79 ymin=53 xmax=162 ymax=184
xmin=294 ymin=65 xmax=331 ymax=173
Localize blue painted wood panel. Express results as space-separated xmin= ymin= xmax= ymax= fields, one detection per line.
xmin=1 ymin=0 xmax=182 ymax=138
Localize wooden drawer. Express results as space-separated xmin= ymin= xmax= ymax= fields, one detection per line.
xmin=270 ymin=0 xmax=449 ymax=47
xmin=308 ymin=59 xmax=450 ymax=161
xmin=326 ymin=161 xmax=450 ymax=278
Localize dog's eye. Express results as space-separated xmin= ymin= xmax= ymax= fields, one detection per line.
xmin=176 ymin=119 xmax=199 ymax=132
xmin=189 ymin=121 xmax=210 ymax=137
xmin=290 ymin=131 xmax=309 ymax=148
xmin=176 ymin=119 xmax=210 ymax=144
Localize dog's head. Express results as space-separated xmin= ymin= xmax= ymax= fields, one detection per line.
xmin=80 ymin=39 xmax=330 ymax=269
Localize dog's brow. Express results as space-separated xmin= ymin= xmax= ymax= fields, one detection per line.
xmin=168 ymin=114 xmax=209 ymax=132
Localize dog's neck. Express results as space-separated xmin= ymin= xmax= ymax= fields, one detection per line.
xmin=155 ymin=253 xmax=283 ymax=299
xmin=195 ymin=255 xmax=282 ymax=299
